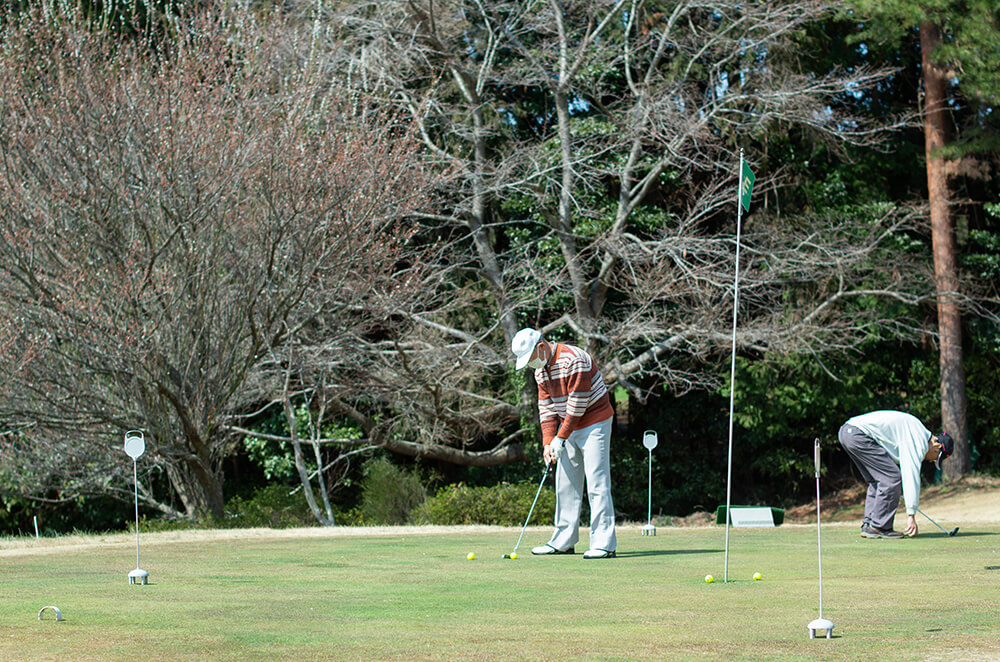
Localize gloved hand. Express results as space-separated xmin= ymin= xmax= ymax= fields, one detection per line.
xmin=547 ymin=437 xmax=565 ymax=464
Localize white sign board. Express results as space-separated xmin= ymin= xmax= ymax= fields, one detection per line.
xmin=124 ymin=430 xmax=145 ymax=459
xmin=729 ymin=507 xmax=775 ymax=528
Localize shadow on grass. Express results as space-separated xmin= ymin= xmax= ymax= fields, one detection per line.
xmin=924 ymin=530 xmax=998 ymax=539
xmin=615 ymin=548 xmax=721 ymax=558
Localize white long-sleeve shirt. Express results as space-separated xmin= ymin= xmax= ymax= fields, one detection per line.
xmin=846 ymin=410 xmax=932 ymax=515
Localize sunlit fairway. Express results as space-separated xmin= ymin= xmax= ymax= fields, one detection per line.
xmin=2 ymin=523 xmax=999 ymax=661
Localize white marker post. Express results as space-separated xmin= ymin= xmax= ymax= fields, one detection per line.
xmin=124 ymin=430 xmax=149 ymax=585
xmin=642 ymin=430 xmax=658 ymax=536
xmin=808 ymin=437 xmax=834 ymax=639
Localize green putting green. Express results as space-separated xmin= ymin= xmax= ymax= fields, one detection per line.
xmin=2 ymin=523 xmax=997 ymax=661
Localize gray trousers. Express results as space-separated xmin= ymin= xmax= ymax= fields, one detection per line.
xmin=838 ymin=423 xmax=902 ymax=531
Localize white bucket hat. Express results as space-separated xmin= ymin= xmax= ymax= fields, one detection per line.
xmin=511 ymin=328 xmax=542 ymax=370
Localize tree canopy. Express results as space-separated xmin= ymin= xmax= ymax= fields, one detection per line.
xmin=0 ymin=0 xmax=997 ymax=526
xmin=0 ymin=6 xmax=436 ymax=518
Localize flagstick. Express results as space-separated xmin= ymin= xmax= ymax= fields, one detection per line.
xmin=723 ymin=149 xmax=746 ymax=583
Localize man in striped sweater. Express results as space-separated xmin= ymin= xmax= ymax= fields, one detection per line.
xmin=511 ymin=328 xmax=617 ymax=559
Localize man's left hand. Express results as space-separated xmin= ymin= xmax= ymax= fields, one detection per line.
xmin=905 ymin=514 xmax=918 ymax=537
xmin=544 ymin=437 xmax=565 ymax=465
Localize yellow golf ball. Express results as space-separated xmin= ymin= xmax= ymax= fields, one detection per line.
xmin=704 ymin=574 xmax=714 ymax=583
xmin=510 ymin=552 xmax=517 ymax=559
xmin=753 ymin=572 xmax=762 ymax=581
xmin=467 ymin=552 xmax=475 ymax=560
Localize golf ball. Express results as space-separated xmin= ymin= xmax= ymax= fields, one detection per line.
xmin=753 ymin=572 xmax=762 ymax=581
xmin=510 ymin=552 xmax=517 ymax=559
xmin=467 ymin=552 xmax=475 ymax=560
xmin=705 ymin=574 xmax=714 ymax=583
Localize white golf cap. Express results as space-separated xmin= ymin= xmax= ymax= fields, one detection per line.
xmin=511 ymin=328 xmax=542 ymax=370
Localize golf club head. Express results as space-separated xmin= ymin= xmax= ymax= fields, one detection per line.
xmin=916 ymin=508 xmax=960 ymax=537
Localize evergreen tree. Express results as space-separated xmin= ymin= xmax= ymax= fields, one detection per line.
xmin=846 ymin=0 xmax=1000 ymax=478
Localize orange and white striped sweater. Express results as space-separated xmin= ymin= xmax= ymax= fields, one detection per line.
xmin=535 ymin=343 xmax=614 ymax=445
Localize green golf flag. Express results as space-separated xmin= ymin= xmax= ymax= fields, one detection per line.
xmin=740 ymin=160 xmax=755 ymax=212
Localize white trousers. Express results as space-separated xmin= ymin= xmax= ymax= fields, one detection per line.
xmin=547 ymin=417 xmax=617 ymax=552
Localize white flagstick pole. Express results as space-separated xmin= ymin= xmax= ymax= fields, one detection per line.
xmin=723 ymin=150 xmax=745 ymax=583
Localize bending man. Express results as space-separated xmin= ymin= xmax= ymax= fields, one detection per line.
xmin=838 ymin=410 xmax=953 ymax=538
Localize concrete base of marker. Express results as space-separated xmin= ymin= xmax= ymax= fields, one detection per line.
xmin=641 ymin=524 xmax=656 ymax=536
xmin=129 ymin=568 xmax=149 ymax=585
xmin=808 ymin=618 xmax=834 ymax=639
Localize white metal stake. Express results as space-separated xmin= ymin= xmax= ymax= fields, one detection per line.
xmin=124 ymin=430 xmax=149 ymax=585
xmin=642 ymin=430 xmax=657 ymax=535
xmin=646 ymin=449 xmax=652 ymax=522
xmin=808 ymin=437 xmax=834 ymax=638
xmin=133 ymin=457 xmax=140 ymax=563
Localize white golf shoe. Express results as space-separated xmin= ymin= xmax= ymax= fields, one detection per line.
xmin=531 ymin=544 xmax=575 ymax=555
xmin=583 ymin=548 xmax=616 ymax=559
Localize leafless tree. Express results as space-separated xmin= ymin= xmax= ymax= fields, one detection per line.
xmin=4 ymin=0 xmax=987 ymax=519
xmin=0 ymin=8 xmax=434 ymax=518
xmin=283 ymin=0 xmax=955 ymax=439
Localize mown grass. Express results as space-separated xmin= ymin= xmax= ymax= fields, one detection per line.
xmin=2 ymin=522 xmax=998 ymax=661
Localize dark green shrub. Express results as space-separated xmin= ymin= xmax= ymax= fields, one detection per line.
xmin=222 ymin=483 xmax=315 ymax=528
xmin=135 ymin=483 xmax=360 ymax=532
xmin=358 ymin=457 xmax=427 ymax=525
xmin=413 ymin=480 xmax=555 ymax=526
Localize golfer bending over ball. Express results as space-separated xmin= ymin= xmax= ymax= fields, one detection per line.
xmin=838 ymin=410 xmax=953 ymax=538
xmin=511 ymin=328 xmax=617 ymax=559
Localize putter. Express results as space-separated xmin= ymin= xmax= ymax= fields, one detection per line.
xmin=504 ymin=461 xmax=553 ymax=559
xmin=916 ymin=507 xmax=959 ymax=536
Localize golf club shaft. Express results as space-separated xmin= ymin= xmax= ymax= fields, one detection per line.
xmin=511 ymin=463 xmax=551 ymax=554
xmin=915 ymin=507 xmax=955 ymax=535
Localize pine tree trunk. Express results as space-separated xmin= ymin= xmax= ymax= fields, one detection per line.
xmin=921 ymin=21 xmax=969 ymax=478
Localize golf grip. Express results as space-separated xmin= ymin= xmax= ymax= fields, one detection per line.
xmin=813 ymin=438 xmax=821 ymax=477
